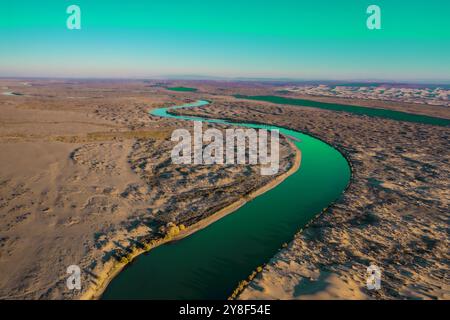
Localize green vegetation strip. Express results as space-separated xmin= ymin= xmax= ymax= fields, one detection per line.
xmin=234 ymin=95 xmax=450 ymax=127
xmin=166 ymin=86 xmax=198 ymax=92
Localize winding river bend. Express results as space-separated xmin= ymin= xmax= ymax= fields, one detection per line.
xmin=102 ymin=100 xmax=350 ymax=299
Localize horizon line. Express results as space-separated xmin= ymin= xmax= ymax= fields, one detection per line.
xmin=1 ymin=76 xmax=450 ymax=86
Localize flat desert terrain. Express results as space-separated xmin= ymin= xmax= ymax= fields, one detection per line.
xmin=0 ymin=79 xmax=448 ymax=300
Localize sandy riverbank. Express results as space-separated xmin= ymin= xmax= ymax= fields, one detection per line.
xmin=178 ymin=96 xmax=449 ymax=300
xmin=0 ymin=79 xmax=298 ymax=299
xmin=82 ymin=138 xmax=302 ymax=300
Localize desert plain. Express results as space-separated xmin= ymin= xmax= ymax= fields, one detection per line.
xmin=0 ymin=79 xmax=448 ymax=300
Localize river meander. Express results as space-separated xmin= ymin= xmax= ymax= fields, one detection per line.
xmin=102 ymin=100 xmax=350 ymax=299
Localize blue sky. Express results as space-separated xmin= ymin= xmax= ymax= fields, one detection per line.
xmin=1 ymin=0 xmax=449 ymax=81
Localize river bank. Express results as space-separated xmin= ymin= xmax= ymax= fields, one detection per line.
xmin=81 ymin=138 xmax=301 ymax=300
xmin=101 ymin=99 xmax=349 ymax=300
xmin=178 ymin=97 xmax=449 ymax=300
xmin=0 ymin=80 xmax=303 ymax=299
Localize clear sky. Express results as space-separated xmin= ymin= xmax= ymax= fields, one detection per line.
xmin=1 ymin=0 xmax=449 ymax=82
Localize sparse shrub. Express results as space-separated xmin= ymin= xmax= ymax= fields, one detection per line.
xmin=166 ymin=225 xmax=180 ymax=237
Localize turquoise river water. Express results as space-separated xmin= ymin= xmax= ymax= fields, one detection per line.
xmin=102 ymin=100 xmax=351 ymax=299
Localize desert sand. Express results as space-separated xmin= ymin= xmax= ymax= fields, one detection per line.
xmin=173 ymin=94 xmax=449 ymax=300
xmin=0 ymin=79 xmax=448 ymax=300
xmin=0 ymin=79 xmax=296 ymax=299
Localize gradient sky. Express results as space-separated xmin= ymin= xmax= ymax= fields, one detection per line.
xmin=1 ymin=0 xmax=449 ymax=81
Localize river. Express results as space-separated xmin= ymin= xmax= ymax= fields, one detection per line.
xmin=102 ymin=100 xmax=350 ymax=299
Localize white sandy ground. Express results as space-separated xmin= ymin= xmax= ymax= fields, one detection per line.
xmin=239 ymin=265 xmax=369 ymax=300
xmin=0 ymin=138 xmax=145 ymax=298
